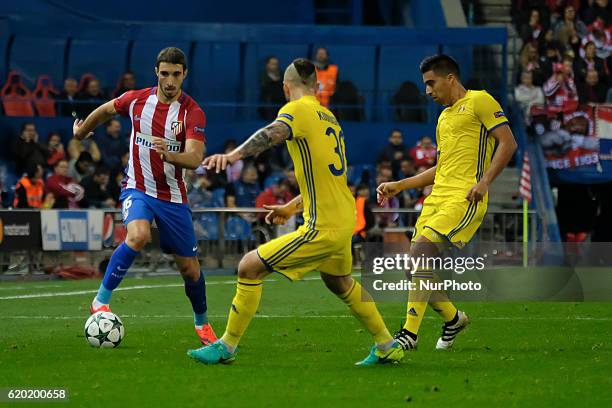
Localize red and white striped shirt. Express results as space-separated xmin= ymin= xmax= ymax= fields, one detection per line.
xmin=114 ymin=87 xmax=206 ymax=204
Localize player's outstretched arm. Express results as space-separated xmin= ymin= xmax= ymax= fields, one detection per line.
xmin=153 ymin=138 xmax=205 ymax=170
xmin=466 ymin=124 xmax=517 ymax=202
xmin=376 ymin=166 xmax=436 ymax=206
xmin=263 ymin=195 xmax=303 ymax=225
xmin=202 ymin=121 xmax=290 ymax=173
xmin=73 ymin=100 xmax=118 ymax=140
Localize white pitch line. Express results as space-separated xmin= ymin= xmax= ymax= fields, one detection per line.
xmin=1 ymin=315 xmax=612 ymax=321
xmin=0 ymin=275 xmax=333 ymax=301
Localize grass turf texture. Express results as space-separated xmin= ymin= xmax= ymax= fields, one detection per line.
xmin=1 ymin=275 xmax=611 ymax=407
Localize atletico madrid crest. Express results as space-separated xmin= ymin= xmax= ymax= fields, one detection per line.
xmin=171 ymin=121 xmax=183 ymax=136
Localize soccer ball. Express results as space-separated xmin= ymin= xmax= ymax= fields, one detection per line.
xmin=84 ymin=311 xmax=125 ymax=348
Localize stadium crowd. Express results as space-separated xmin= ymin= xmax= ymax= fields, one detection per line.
xmin=513 ymin=0 xmax=612 ymax=242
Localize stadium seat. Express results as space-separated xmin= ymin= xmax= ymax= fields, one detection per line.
xmin=196 ymin=213 xmax=219 ymax=241
xmin=315 ymin=45 xmax=376 ymax=100
xmin=10 ymin=37 xmax=66 ymax=87
xmin=225 ymin=216 xmax=252 ymax=241
xmin=0 ymin=71 xmax=34 ymax=116
xmin=32 ymin=75 xmax=60 ymax=117
xmin=68 ymin=39 xmax=129 ymax=90
xmin=190 ymin=41 xmax=241 ymax=120
xmin=130 ymin=40 xmax=192 ymax=89
xmin=211 ymin=188 xmax=226 ymax=208
xmin=378 ymin=45 xmax=437 ymax=119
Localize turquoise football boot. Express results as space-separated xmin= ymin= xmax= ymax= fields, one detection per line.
xmin=355 ymin=341 xmax=404 ymax=366
xmin=187 ymin=340 xmax=237 ymax=364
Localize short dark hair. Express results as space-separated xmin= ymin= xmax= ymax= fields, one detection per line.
xmin=94 ymin=165 xmax=110 ymax=177
xmin=21 ymin=122 xmax=35 ymax=133
xmin=292 ymin=58 xmax=316 ymax=86
xmin=156 ymin=47 xmax=187 ymax=70
xmin=419 ymin=54 xmax=460 ymax=78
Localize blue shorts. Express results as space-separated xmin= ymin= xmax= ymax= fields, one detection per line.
xmin=120 ymin=189 xmax=197 ymax=257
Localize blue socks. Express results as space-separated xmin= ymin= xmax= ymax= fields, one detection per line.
xmin=95 ymin=242 xmax=139 ymax=304
xmin=184 ymin=271 xmax=208 ymax=326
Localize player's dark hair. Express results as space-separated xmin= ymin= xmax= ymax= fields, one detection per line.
xmin=291 ymin=58 xmax=317 ymax=87
xmin=156 ymin=47 xmax=187 ymax=70
xmin=419 ymin=54 xmax=461 ymax=78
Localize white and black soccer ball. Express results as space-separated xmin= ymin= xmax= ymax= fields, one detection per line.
xmin=84 ymin=311 xmax=125 ymax=348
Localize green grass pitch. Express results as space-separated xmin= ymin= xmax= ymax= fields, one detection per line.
xmin=1 ymin=274 xmax=611 ymax=407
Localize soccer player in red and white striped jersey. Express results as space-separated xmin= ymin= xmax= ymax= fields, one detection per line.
xmin=73 ymin=47 xmax=217 ymax=346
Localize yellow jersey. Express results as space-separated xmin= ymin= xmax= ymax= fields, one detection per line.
xmin=275 ymin=95 xmax=356 ymax=231
xmin=431 ymin=90 xmax=509 ymax=202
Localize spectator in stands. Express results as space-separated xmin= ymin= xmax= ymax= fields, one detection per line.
xmin=222 ymin=139 xmax=244 ymax=183
xmin=581 ymin=20 xmax=612 ymax=59
xmin=258 ymin=56 xmax=285 ymax=120
xmin=331 ymin=80 xmax=364 ymax=122
xmin=515 ymin=71 xmax=546 ymax=120
xmin=68 ymin=132 xmax=101 ymax=163
xmin=255 ymin=178 xmax=295 ymax=220
xmin=518 ymin=42 xmax=546 ymax=86
xmin=576 ymin=40 xmax=609 ymax=81
xmin=398 ymin=158 xmax=415 ymax=179
xmin=285 ymin=168 xmax=300 ymax=197
xmin=353 ymin=183 xmax=375 ymax=243
xmin=555 ymin=5 xmax=588 ymax=50
xmin=521 ymin=8 xmax=546 ymax=43
xmin=76 ymin=78 xmax=106 ymax=118
xmin=45 ymin=159 xmax=84 ymax=209
xmin=374 ymin=166 xmax=398 ymax=227
xmin=45 ymin=131 xmax=66 ymax=169
xmin=58 ymin=78 xmax=79 ymax=117
xmin=409 ymin=136 xmax=437 ymax=169
xmin=543 ymin=59 xmax=579 ymax=113
xmin=113 ymin=71 xmax=136 ymax=98
xmin=582 ymin=0 xmax=610 ymax=25
xmin=414 ymin=185 xmax=433 ymax=211
xmin=314 ymin=47 xmax=338 ymax=107
xmin=225 ymin=164 xmax=261 ymax=207
xmin=13 ymin=163 xmax=45 ymax=209
xmin=69 ymin=151 xmax=94 ymax=182
xmin=188 ymin=167 xmax=214 ymax=208
xmin=578 ymin=68 xmax=609 ymax=102
xmin=96 ymin=119 xmax=126 ymax=172
xmin=377 ymin=129 xmax=407 ymax=178
xmin=11 ymin=122 xmax=47 ymax=176
xmin=80 ymin=165 xmax=116 ymax=208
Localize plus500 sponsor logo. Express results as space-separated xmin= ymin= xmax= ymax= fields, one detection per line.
xmin=135 ymin=132 xmax=181 ymax=152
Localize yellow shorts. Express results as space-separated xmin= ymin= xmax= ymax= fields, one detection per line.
xmin=413 ymin=196 xmax=487 ymax=248
xmin=257 ymin=227 xmax=353 ymax=281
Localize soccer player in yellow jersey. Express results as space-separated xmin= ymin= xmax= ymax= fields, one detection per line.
xmin=377 ymin=55 xmax=517 ymax=351
xmin=188 ymin=58 xmax=404 ymax=365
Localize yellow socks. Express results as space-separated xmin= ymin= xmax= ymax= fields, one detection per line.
xmin=220 ymin=278 xmax=263 ymax=350
xmin=338 ymin=279 xmax=393 ymax=345
xmin=403 ymin=270 xmax=459 ymax=334
xmin=403 ymin=270 xmax=434 ymax=334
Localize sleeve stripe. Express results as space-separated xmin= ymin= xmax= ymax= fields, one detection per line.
xmin=278 ymin=113 xmax=294 ymax=121
xmin=274 ymin=120 xmax=293 ymax=141
xmin=487 ymin=121 xmax=509 ymax=134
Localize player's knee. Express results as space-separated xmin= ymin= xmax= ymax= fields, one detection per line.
xmin=126 ymin=229 xmax=151 ymax=251
xmin=237 ymin=251 xmax=265 ymax=280
xmin=321 ymin=273 xmax=353 ymax=295
xmin=178 ymin=259 xmax=200 ymax=281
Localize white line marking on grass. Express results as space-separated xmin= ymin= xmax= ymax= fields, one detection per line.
xmin=0 ymin=275 xmax=335 ymax=300
xmin=2 ymin=315 xmax=612 ymax=321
